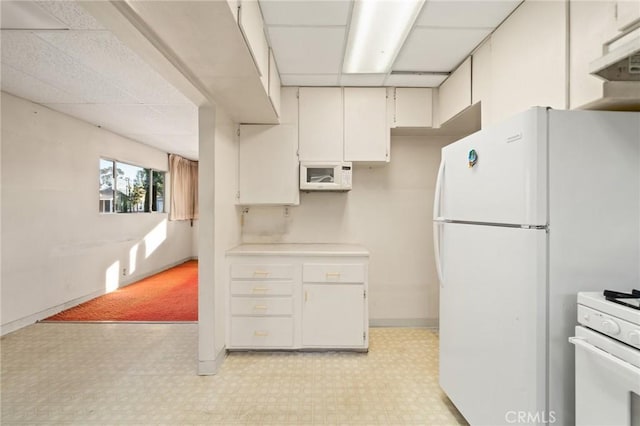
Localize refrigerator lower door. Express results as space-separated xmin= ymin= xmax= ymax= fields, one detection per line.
xmin=439 ymin=222 xmax=548 ymax=426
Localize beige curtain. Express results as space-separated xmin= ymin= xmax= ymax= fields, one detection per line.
xmin=169 ymin=154 xmax=198 ymax=221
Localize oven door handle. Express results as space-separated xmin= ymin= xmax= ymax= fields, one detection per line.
xmin=569 ymin=337 xmax=640 ymax=376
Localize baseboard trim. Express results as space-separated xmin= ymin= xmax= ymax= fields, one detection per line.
xmin=1 ymin=256 xmax=195 ymax=336
xmin=198 ymin=347 xmax=227 ymax=375
xmin=369 ymin=318 xmax=439 ymax=329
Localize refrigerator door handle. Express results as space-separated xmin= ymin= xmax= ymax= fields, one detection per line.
xmin=433 ymin=159 xmax=445 ymax=221
xmin=433 ymin=221 xmax=444 ymax=287
xmin=433 ymin=158 xmax=445 ymax=286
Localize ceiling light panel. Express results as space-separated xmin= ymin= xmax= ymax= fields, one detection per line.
xmin=385 ymin=73 xmax=448 ymax=87
xmin=394 ymin=27 xmax=491 ymax=71
xmin=259 ymin=0 xmax=352 ymax=26
xmin=268 ymin=27 xmax=346 ymax=74
xmin=415 ymin=0 xmax=521 ymax=28
xmin=280 ymin=74 xmax=340 ymax=86
xmin=343 ymin=0 xmax=425 ymax=73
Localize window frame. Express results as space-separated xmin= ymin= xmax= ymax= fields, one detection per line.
xmin=99 ymin=157 xmax=166 ymax=215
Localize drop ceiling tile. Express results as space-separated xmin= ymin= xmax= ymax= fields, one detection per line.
xmin=280 ymin=74 xmax=339 ymax=86
xmin=259 ymin=0 xmax=352 ymax=26
xmin=415 ymin=0 xmax=521 ymax=28
xmin=1 ymin=31 xmax=137 ymax=103
xmin=385 ymin=74 xmax=448 ymax=87
xmin=122 ymin=133 xmax=198 ymax=160
xmin=43 ymin=103 xmax=168 ymax=134
xmin=146 ymin=104 xmax=198 ymax=133
xmin=36 ymin=31 xmax=191 ymax=105
xmin=34 ymin=1 xmax=105 ymax=30
xmin=1 ymin=1 xmax=67 ymax=30
xmin=340 ymin=74 xmax=386 ymax=86
xmin=267 ymin=27 xmax=346 ymax=74
xmin=393 ymin=27 xmax=491 ymax=72
xmin=1 ymin=62 xmax=84 ymax=104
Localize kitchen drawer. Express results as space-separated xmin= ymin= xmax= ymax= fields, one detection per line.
xmin=230 ymin=317 xmax=294 ymax=348
xmin=303 ymin=263 xmax=365 ymax=283
xmin=230 ymin=281 xmax=293 ymax=296
xmin=231 ymin=297 xmax=293 ymax=316
xmin=230 ymin=263 xmax=294 ymax=280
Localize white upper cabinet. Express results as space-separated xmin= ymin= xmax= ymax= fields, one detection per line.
xmin=299 ymin=87 xmax=344 ymax=162
xmin=344 ymin=88 xmax=389 ymax=163
xmin=238 ymin=88 xmax=299 ymax=205
xmin=394 ymin=88 xmax=433 ymax=128
xmin=238 ymin=0 xmax=270 ymax=93
xmin=268 ymin=49 xmax=281 ymax=118
xmin=437 ymin=58 xmax=472 ymax=126
xmin=238 ymin=124 xmax=299 ymax=205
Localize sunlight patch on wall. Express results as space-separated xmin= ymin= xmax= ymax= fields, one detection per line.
xmin=145 ymin=219 xmax=167 ymax=258
xmin=105 ymin=261 xmax=120 ymax=292
xmin=129 ymin=243 xmax=139 ymax=275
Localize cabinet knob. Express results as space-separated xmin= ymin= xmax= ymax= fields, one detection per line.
xmin=253 ymin=270 xmax=270 ymax=277
xmin=326 ymin=272 xmax=341 ymax=279
xmin=252 ymin=286 xmax=269 ymax=293
xmin=254 ymin=331 xmax=269 ymax=337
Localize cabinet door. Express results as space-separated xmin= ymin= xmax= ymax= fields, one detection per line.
xmin=268 ymin=49 xmax=281 ymax=118
xmin=394 ymin=88 xmax=433 ymax=127
xmin=302 ymin=284 xmax=365 ymax=347
xmin=239 ymin=124 xmax=299 ymax=205
xmin=344 ymin=88 xmax=389 ymax=162
xmin=299 ymin=87 xmax=343 ymax=161
xmin=238 ymin=0 xmax=269 ymax=92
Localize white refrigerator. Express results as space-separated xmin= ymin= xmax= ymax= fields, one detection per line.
xmin=433 ymin=107 xmax=640 ymax=426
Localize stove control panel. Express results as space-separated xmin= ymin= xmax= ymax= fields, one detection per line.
xmin=578 ymin=304 xmax=640 ymax=349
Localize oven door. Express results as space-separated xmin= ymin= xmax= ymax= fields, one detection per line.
xmin=570 ymin=326 xmax=640 ymax=426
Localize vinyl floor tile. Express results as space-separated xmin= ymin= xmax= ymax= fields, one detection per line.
xmin=1 ymin=324 xmax=466 ymax=425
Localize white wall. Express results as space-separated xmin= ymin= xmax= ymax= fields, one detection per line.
xmin=242 ymin=136 xmax=453 ymax=325
xmin=1 ymin=92 xmax=194 ymax=334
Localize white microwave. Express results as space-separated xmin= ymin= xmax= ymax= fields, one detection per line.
xmin=300 ymin=161 xmax=352 ymax=191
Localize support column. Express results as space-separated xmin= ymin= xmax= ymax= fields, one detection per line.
xmin=197 ymin=104 xmax=221 ymax=375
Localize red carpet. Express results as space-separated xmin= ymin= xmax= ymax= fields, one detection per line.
xmin=45 ymin=260 xmax=198 ymax=322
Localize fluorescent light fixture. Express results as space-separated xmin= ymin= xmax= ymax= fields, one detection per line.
xmin=343 ymin=0 xmax=425 ymax=74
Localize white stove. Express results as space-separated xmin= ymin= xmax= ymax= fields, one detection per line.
xmin=570 ymin=291 xmax=640 ymax=426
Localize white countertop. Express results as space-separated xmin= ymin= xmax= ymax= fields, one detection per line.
xmin=226 ymin=243 xmax=369 ymax=257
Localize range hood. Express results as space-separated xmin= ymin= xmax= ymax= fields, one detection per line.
xmin=584 ymin=25 xmax=640 ymax=111
xmin=590 ymin=26 xmax=640 ymax=81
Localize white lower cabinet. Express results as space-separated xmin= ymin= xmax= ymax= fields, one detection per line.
xmin=226 ymin=244 xmax=369 ymax=351
xmin=302 ymin=284 xmax=365 ymax=347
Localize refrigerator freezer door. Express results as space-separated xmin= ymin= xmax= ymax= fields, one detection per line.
xmin=439 ymin=222 xmax=547 ymax=426
xmin=439 ymin=107 xmax=547 ymax=226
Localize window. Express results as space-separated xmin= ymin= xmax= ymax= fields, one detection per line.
xmin=99 ymin=158 xmax=165 ymax=213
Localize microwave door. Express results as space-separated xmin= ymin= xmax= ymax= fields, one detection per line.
xmin=307 ymin=167 xmax=336 ymax=184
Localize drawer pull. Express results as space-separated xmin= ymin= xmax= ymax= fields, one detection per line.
xmin=253 ymin=305 xmax=268 ymax=310
xmin=252 ymin=287 xmax=270 ymax=293
xmin=253 ymin=270 xmax=270 ymax=277
xmin=254 ymin=331 xmax=269 ymax=337
xmin=326 ymin=272 xmax=341 ymax=279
